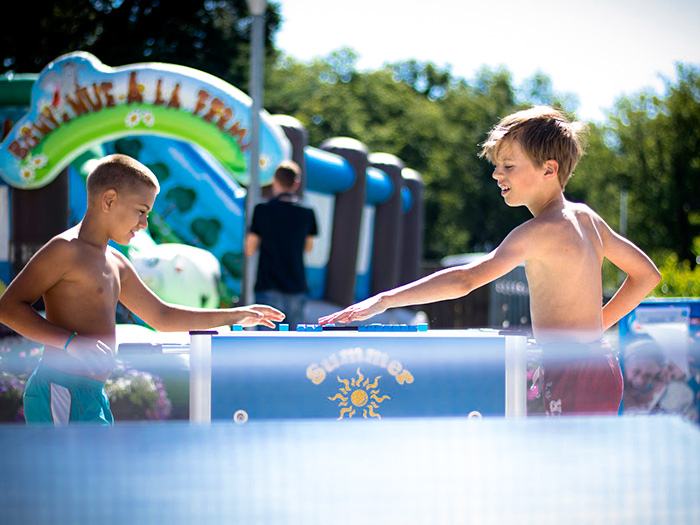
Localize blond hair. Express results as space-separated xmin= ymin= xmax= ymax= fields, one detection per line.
xmin=86 ymin=154 xmax=160 ymax=198
xmin=480 ymin=106 xmax=588 ymax=188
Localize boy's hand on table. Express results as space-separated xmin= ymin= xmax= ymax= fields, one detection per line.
xmin=233 ymin=305 xmax=285 ymax=329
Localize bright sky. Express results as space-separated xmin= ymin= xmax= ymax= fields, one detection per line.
xmin=273 ymin=0 xmax=700 ymax=122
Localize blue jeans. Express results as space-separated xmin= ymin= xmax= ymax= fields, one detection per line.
xmin=255 ymin=290 xmax=307 ymax=330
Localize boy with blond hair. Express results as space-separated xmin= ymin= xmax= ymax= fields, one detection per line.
xmin=0 ymin=154 xmax=284 ymax=425
xmin=320 ymin=106 xmax=661 ymax=415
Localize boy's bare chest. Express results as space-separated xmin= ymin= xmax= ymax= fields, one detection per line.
xmin=61 ymin=254 xmax=122 ymax=303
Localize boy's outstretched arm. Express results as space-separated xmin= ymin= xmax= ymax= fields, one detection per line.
xmin=600 ymin=223 xmax=661 ymax=331
xmin=117 ymin=252 xmax=285 ymax=330
xmin=319 ymin=227 xmax=532 ymax=325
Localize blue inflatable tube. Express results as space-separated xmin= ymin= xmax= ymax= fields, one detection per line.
xmin=366 ymin=167 xmax=393 ymax=205
xmin=305 ymin=146 xmax=355 ymax=194
xmin=402 ymin=186 xmax=413 ymax=212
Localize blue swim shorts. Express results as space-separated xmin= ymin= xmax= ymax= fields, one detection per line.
xmin=23 ymin=360 xmax=114 ymax=426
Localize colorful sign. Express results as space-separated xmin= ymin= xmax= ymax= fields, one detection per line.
xmin=210 ymin=332 xmax=508 ymax=421
xmin=0 ymin=51 xmax=290 ymax=189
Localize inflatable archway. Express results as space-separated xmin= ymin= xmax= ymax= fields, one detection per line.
xmin=0 ymin=52 xmax=290 ymax=189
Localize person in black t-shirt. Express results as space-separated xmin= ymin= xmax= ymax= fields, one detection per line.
xmin=244 ymin=161 xmax=318 ymax=329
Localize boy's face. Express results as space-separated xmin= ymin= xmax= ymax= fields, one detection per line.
xmin=491 ymin=140 xmax=545 ymax=208
xmin=108 ymin=184 xmax=157 ymax=245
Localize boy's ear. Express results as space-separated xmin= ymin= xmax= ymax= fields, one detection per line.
xmin=543 ymin=159 xmax=559 ymax=180
xmin=102 ymin=189 xmax=118 ymax=212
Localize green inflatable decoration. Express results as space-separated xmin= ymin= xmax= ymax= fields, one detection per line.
xmin=0 ymin=52 xmax=290 ymax=189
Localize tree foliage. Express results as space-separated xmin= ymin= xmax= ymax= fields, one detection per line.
xmin=571 ymin=64 xmax=700 ymax=268
xmin=610 ymin=65 xmax=700 ymax=264
xmin=1 ymin=0 xmax=282 ymax=89
xmin=267 ymin=53 xmax=700 ymax=277
xmin=266 ymin=53 xmax=584 ymax=258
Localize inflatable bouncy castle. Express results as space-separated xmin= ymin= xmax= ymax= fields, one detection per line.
xmin=0 ymin=52 xmax=425 ymax=322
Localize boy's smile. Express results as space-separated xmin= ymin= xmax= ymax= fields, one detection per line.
xmin=492 ymin=141 xmax=540 ymax=205
xmin=491 ymin=140 xmax=561 ymax=216
xmin=110 ymin=186 xmax=157 ymax=245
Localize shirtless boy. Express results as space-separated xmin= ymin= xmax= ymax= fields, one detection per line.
xmin=319 ymin=106 xmax=661 ymax=415
xmin=0 ymin=154 xmax=284 ymax=425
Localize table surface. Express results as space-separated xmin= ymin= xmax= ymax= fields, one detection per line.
xmin=1 ymin=415 xmax=698 ymax=524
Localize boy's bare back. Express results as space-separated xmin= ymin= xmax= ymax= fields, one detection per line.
xmin=493 ymin=196 xmax=658 ymax=344
xmin=514 ymin=201 xmax=606 ymax=342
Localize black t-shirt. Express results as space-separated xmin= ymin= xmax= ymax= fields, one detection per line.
xmin=250 ymin=195 xmax=318 ymax=294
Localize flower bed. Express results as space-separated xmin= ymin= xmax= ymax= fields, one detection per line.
xmin=0 ymin=338 xmax=172 ymax=423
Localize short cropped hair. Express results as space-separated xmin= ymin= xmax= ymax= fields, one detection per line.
xmin=479 ymin=106 xmax=588 ymax=188
xmin=86 ymin=154 xmax=160 ymax=198
xmin=274 ymin=160 xmax=301 ymax=190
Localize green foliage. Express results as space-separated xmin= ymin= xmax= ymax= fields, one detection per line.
xmin=266 ymin=54 xmax=572 ymax=258
xmin=565 ymin=122 xmax=627 ymax=228
xmin=652 ymin=252 xmax=700 ymax=297
xmin=1 ymin=0 xmax=282 ymax=90
xmin=592 ymin=64 xmax=700 ymax=264
xmin=267 ymin=48 xmax=700 ymax=270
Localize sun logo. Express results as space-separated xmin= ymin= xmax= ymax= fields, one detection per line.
xmin=328 ymin=368 xmax=390 ymax=420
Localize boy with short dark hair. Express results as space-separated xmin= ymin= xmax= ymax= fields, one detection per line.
xmin=245 ymin=161 xmax=318 ymax=329
xmin=319 ymin=106 xmax=661 ymax=415
xmin=0 ymin=154 xmax=284 ymax=425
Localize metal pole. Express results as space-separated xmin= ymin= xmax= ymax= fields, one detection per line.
xmin=189 ymin=331 xmax=215 ymax=423
xmin=505 ymin=334 xmax=528 ymax=417
xmin=243 ymin=1 xmax=266 ymax=306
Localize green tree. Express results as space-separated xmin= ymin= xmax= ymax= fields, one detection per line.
xmin=388 ymin=59 xmax=452 ymax=101
xmin=516 ymin=70 xmax=579 ymax=113
xmin=602 ymin=64 xmax=700 ymax=265
xmin=564 ymin=64 xmax=700 ymax=295
xmin=266 ymin=53 xmax=575 ymax=259
xmin=652 ymin=253 xmax=700 ymax=297
xmin=1 ymin=0 xmax=282 ymax=89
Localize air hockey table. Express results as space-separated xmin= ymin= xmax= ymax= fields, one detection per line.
xmin=3 ymin=327 xmax=700 ymax=523
xmin=187 ymin=326 xmax=529 ymax=422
